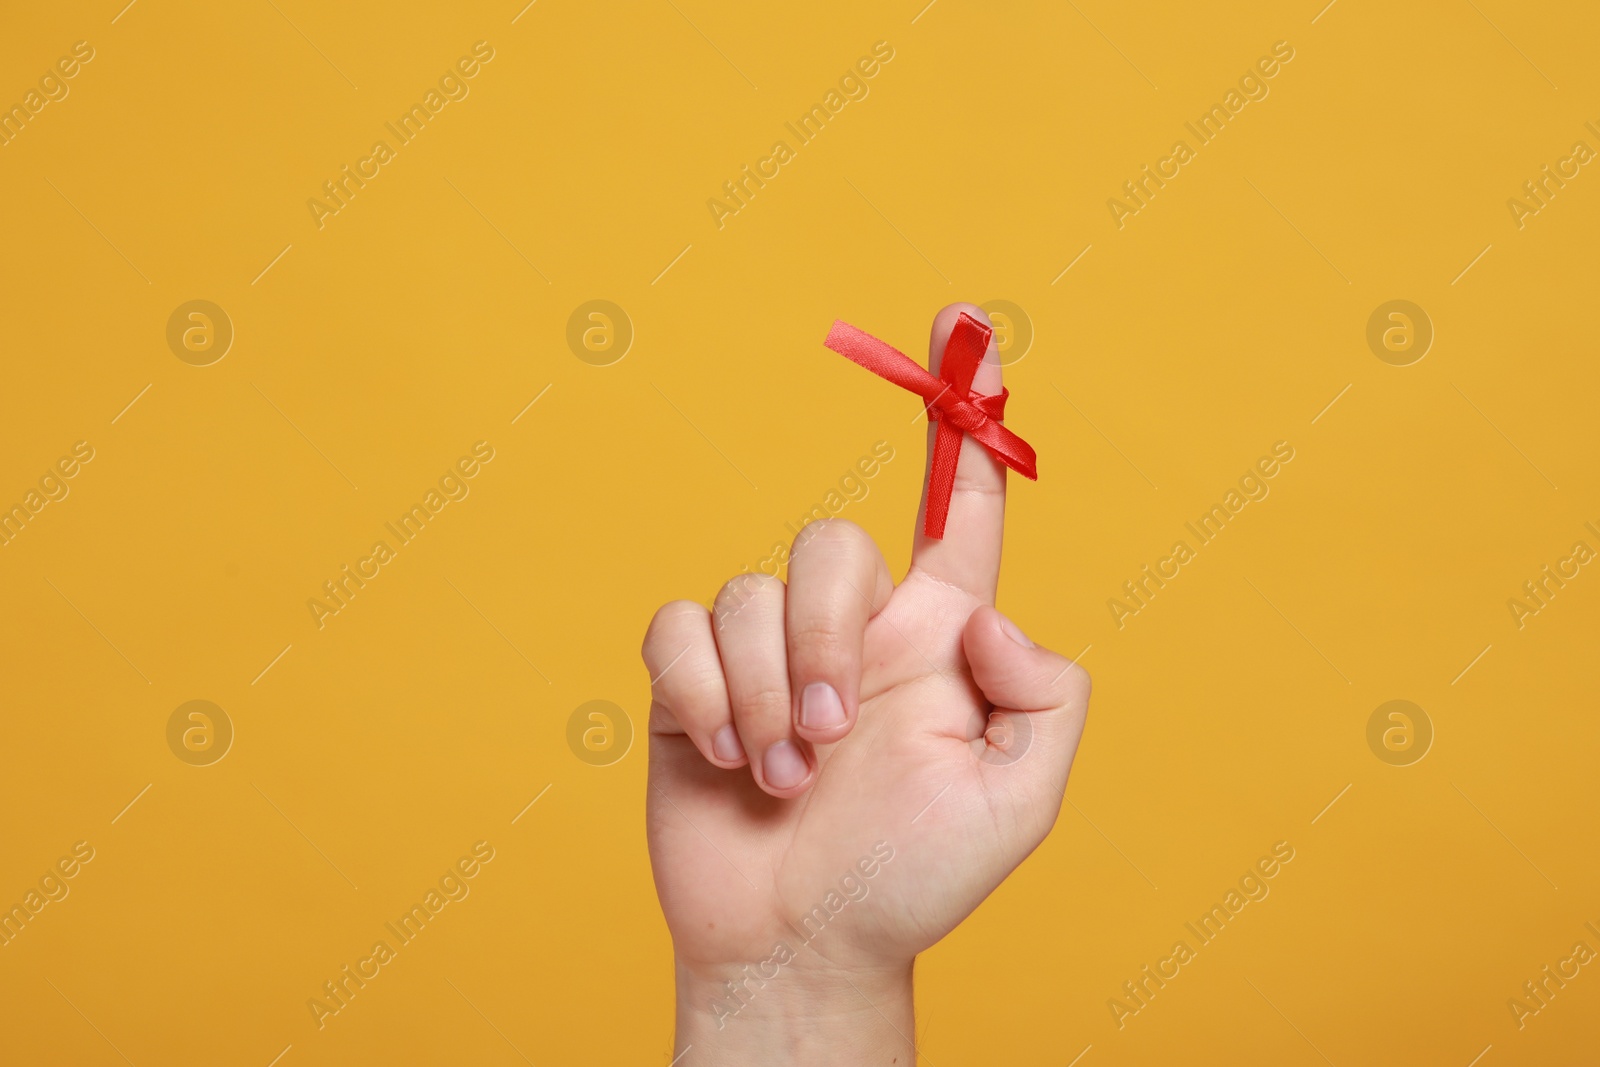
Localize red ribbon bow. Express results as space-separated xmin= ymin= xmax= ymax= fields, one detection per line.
xmin=823 ymin=313 xmax=1038 ymax=540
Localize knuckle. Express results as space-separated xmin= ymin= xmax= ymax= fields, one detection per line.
xmin=713 ymin=572 xmax=783 ymax=615
xmin=662 ymin=670 xmax=728 ymax=722
xmin=642 ymin=599 xmax=705 ymax=655
xmin=732 ymin=683 xmax=791 ymax=723
xmin=792 ymin=517 xmax=869 ymax=558
xmin=785 ymin=620 xmax=855 ymax=661
xmin=950 ymin=471 xmax=1007 ymax=494
xmin=1059 ymin=662 xmax=1093 ymax=705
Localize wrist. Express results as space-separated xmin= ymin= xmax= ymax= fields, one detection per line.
xmin=673 ymin=955 xmax=915 ymax=1065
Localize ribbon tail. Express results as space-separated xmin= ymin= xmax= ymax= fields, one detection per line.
xmin=924 ymin=421 xmax=963 ymax=539
xmin=823 ymin=321 xmax=947 ymax=404
xmin=968 ymin=421 xmax=1039 ymax=481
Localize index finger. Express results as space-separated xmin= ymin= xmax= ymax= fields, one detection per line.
xmin=908 ymin=302 xmax=1009 ymax=603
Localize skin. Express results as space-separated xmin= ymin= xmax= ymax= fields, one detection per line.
xmin=642 ymin=303 xmax=1093 ymax=1064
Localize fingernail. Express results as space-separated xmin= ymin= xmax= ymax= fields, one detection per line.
xmin=712 ymin=724 xmax=744 ymax=763
xmin=800 ymin=682 xmax=846 ymax=730
xmin=762 ymin=740 xmax=809 ymax=790
xmin=1000 ymin=615 xmax=1034 ymax=648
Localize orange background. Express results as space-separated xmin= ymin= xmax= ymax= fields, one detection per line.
xmin=1 ymin=1 xmax=1597 ymax=1063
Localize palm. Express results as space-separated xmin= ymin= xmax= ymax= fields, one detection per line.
xmin=643 ymin=304 xmax=1089 ymax=984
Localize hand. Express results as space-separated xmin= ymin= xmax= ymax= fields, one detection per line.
xmin=642 ymin=303 xmax=1092 ymax=1064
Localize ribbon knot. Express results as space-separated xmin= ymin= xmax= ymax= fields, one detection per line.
xmin=936 ymin=391 xmax=1005 ymax=435
xmin=823 ymin=312 xmax=1037 ymax=540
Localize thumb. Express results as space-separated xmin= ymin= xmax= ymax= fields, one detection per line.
xmin=961 ymin=606 xmax=1091 ymax=832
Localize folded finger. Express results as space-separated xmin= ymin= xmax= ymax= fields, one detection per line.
xmin=713 ymin=574 xmax=813 ymax=797
xmin=786 ymin=519 xmax=893 ymax=744
xmin=642 ymin=600 xmax=745 ymax=768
